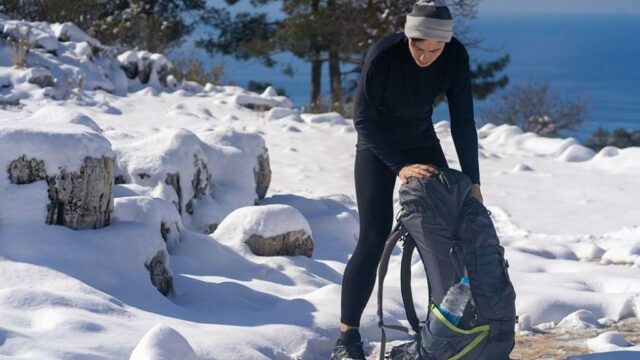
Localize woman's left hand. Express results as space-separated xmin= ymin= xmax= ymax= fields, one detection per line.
xmin=472 ymin=184 xmax=483 ymax=204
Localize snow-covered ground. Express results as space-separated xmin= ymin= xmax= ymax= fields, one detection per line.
xmin=1 ymin=16 xmax=640 ymax=360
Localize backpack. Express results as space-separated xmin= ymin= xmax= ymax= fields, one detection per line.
xmin=376 ymin=168 xmax=518 ymax=360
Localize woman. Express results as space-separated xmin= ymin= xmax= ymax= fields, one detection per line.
xmin=331 ymin=1 xmax=483 ymax=359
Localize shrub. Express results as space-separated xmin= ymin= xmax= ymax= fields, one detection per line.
xmin=481 ymin=82 xmax=587 ymax=137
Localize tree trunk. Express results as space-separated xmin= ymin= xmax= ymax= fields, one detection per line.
xmin=329 ymin=48 xmax=343 ymax=114
xmin=327 ymin=0 xmax=343 ymax=114
xmin=309 ymin=0 xmax=323 ymax=112
xmin=310 ymin=49 xmax=323 ymax=112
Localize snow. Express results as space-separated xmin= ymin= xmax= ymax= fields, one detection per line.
xmin=0 ymin=16 xmax=639 ymax=360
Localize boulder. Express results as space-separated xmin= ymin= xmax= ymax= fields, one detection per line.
xmin=214 ymin=204 xmax=314 ymax=258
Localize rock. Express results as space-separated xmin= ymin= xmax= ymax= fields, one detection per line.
xmin=8 ymin=155 xmax=46 ymax=184
xmin=0 ymin=75 xmax=11 ymax=89
xmin=191 ymin=155 xmax=212 ymax=200
xmin=138 ymin=52 xmax=153 ymax=84
xmin=246 ymin=229 xmax=314 ymax=257
xmin=160 ymin=222 xmax=171 ymax=243
xmin=213 ymin=204 xmax=314 ymax=257
xmin=0 ymin=93 xmax=20 ymax=107
xmin=25 ymin=67 xmax=55 ymax=88
xmin=180 ymin=81 xmax=204 ymax=93
xmin=118 ymin=51 xmax=139 ymax=79
xmin=206 ymin=223 xmax=218 ymax=234
xmin=254 ymin=150 xmax=271 ymax=201
xmin=149 ymin=54 xmax=170 ymax=88
xmin=46 ymin=156 xmax=114 ymax=230
xmin=145 ymin=250 xmax=174 ymax=296
xmin=164 ymin=173 xmax=182 ymax=214
xmin=52 ymin=22 xmax=100 ymax=48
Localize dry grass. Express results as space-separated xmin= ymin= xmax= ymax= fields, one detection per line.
xmin=367 ymin=317 xmax=640 ymax=359
xmin=511 ymin=317 xmax=640 ymax=360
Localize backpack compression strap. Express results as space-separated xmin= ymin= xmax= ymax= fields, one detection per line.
xmin=377 ymin=222 xmax=412 ymax=360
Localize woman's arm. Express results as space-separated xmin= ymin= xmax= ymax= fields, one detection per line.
xmin=446 ymin=45 xmax=481 ymax=186
xmin=353 ymin=56 xmax=410 ymax=175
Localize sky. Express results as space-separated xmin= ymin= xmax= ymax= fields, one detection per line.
xmin=480 ymin=0 xmax=640 ymax=14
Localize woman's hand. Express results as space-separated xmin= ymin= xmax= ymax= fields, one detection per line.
xmin=471 ymin=184 xmax=483 ymax=204
xmin=398 ymin=163 xmax=439 ymax=184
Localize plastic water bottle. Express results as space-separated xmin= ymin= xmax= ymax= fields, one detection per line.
xmin=437 ymin=276 xmax=471 ymax=326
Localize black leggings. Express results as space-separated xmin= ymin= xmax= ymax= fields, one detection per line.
xmin=340 ymin=144 xmax=450 ymax=327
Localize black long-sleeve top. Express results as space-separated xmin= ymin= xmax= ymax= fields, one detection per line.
xmin=353 ymin=32 xmax=481 ymax=185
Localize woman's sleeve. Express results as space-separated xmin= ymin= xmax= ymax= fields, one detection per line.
xmin=446 ymin=46 xmax=481 ymax=185
xmin=353 ymin=56 xmax=410 ymax=174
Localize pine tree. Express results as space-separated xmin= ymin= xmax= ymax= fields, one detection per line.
xmin=200 ymin=0 xmax=511 ymax=114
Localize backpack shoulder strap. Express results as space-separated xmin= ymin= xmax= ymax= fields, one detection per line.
xmin=377 ymin=222 xmax=411 ymax=360
xmin=400 ymin=235 xmax=422 ymax=335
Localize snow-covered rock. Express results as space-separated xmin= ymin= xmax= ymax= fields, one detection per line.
xmin=511 ymin=163 xmax=534 ymax=172
xmin=114 ymin=129 xmax=213 ymax=215
xmin=130 ymin=324 xmax=198 ymax=360
xmin=213 ymin=204 xmax=314 ymax=257
xmin=586 ymin=331 xmax=632 ymax=352
xmin=301 ymin=112 xmax=348 ymax=126
xmin=266 ymin=107 xmax=303 ymax=122
xmin=515 ymin=314 xmax=540 ymax=335
xmin=556 ymin=144 xmax=596 ymax=162
xmin=200 ymin=127 xmax=272 ymax=201
xmin=24 ymin=66 xmax=55 ymax=88
xmin=51 ymin=22 xmax=101 ymax=47
xmin=26 ymin=106 xmax=103 ymax=132
xmin=570 ymin=243 xmax=606 ymax=261
xmin=113 ymin=196 xmax=183 ymax=250
xmin=233 ymin=87 xmax=294 ymax=110
xmin=557 ymin=309 xmax=602 ymax=331
xmin=601 ymin=243 xmax=640 ymax=264
xmin=1 ymin=121 xmax=114 ymax=229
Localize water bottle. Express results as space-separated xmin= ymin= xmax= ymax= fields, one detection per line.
xmin=437 ymin=276 xmax=471 ymax=326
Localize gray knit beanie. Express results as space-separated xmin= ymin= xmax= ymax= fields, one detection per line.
xmin=404 ymin=0 xmax=454 ymax=43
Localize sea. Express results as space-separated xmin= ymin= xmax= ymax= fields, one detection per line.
xmin=217 ymin=13 xmax=640 ymax=142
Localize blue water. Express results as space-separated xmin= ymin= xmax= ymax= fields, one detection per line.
xmin=219 ymin=14 xmax=640 ymax=142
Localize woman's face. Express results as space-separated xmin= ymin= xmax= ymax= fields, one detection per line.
xmin=408 ymin=38 xmax=445 ymax=68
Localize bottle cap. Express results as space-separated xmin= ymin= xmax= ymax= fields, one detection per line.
xmin=460 ymin=276 xmax=470 ymax=285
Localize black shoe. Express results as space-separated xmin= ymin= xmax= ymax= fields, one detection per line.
xmin=331 ymin=338 xmax=366 ymax=360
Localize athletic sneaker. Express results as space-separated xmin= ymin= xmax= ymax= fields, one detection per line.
xmin=331 ymin=329 xmax=366 ymax=360
xmin=330 ymin=338 xmax=366 ymax=360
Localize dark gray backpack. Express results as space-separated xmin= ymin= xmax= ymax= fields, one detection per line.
xmin=377 ymin=168 xmax=518 ymax=360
